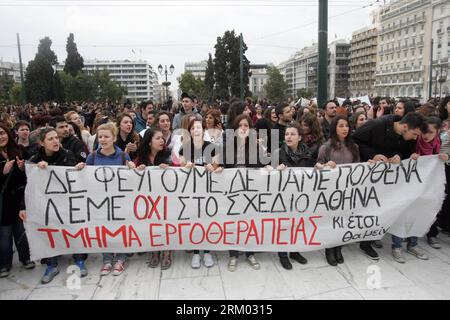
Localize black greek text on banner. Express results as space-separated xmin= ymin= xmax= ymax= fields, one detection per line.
xmin=24 ymin=156 xmax=445 ymax=260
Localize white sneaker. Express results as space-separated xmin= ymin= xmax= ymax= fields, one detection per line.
xmin=228 ymin=257 xmax=237 ymax=272
xmin=407 ymin=246 xmax=429 ymax=260
xmin=203 ymin=253 xmax=214 ymax=268
xmin=247 ymin=255 xmax=261 ymax=270
xmin=427 ymin=237 xmax=441 ymax=249
xmin=392 ymin=248 xmax=405 ymax=263
xmin=191 ymin=254 xmax=201 ymax=269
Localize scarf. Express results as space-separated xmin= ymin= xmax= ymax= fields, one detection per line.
xmin=416 ymin=135 xmax=440 ymax=156
xmin=283 ymin=143 xmax=311 ymax=164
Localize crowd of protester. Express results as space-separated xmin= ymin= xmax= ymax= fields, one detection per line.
xmin=1 ymin=93 xmax=450 ymax=284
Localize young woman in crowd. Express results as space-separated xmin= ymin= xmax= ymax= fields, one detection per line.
xmin=65 ymin=110 xmax=92 ymax=147
xmin=394 ymin=100 xmax=416 ymax=119
xmin=134 ymin=128 xmax=173 ymax=270
xmin=299 ymin=113 xmax=324 ymax=162
xmin=115 ymin=113 xmax=140 ymax=160
xmin=252 ymin=104 xmax=264 ymax=125
xmin=179 ymin=119 xmax=222 ymax=269
xmin=0 ymin=123 xmax=34 ymax=278
xmin=264 ymin=106 xmax=278 ymax=126
xmin=154 ymin=111 xmax=173 ymax=147
xmin=203 ymin=109 xmax=223 ymax=145
xmin=223 ymin=115 xmax=263 ymax=272
xmin=171 ymin=113 xmax=202 ymax=166
xmin=410 ymin=117 xmax=449 ymax=252
xmin=26 ymin=127 xmax=87 ymax=284
xmin=351 ymin=111 xmax=368 ymax=132
xmin=315 ymin=115 xmax=360 ymax=267
xmin=272 ymin=123 xmax=313 ymax=270
xmin=77 ymin=123 xmax=136 ymax=276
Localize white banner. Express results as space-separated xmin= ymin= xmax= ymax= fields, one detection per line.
xmin=24 ymin=156 xmax=445 ymax=260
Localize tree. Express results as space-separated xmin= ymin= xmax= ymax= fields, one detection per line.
xmin=264 ymin=67 xmax=288 ymax=102
xmin=24 ymin=37 xmax=58 ymax=103
xmin=213 ymin=30 xmax=251 ymax=100
xmin=0 ymin=73 xmax=14 ymax=104
xmin=9 ymin=83 xmax=22 ymax=105
xmin=204 ymin=53 xmax=215 ymax=100
xmin=297 ymin=88 xmax=315 ymax=99
xmin=178 ymin=71 xmax=204 ymax=97
xmin=94 ymin=70 xmax=127 ymax=102
xmin=213 ymin=35 xmax=229 ymax=100
xmin=64 ymin=33 xmax=84 ymax=77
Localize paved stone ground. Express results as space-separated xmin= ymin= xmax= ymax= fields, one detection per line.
xmin=1 ymin=234 xmax=450 ymax=300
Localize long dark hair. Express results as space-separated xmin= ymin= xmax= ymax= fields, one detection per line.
xmin=67 ymin=121 xmax=83 ymax=141
xmin=116 ymin=113 xmax=139 ymax=143
xmin=329 ymin=115 xmax=359 ymax=161
xmin=300 ymin=113 xmax=323 ymax=142
xmin=136 ymin=128 xmax=168 ymax=166
xmin=0 ymin=122 xmax=22 ymax=159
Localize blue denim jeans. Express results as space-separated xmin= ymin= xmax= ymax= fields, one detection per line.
xmin=102 ymin=253 xmax=127 ymax=264
xmin=46 ymin=254 xmax=87 ymax=268
xmin=392 ymin=235 xmax=418 ymax=249
xmin=0 ymin=221 xmax=31 ymax=270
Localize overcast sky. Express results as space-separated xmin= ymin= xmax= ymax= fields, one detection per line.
xmin=0 ymin=0 xmax=386 ymax=96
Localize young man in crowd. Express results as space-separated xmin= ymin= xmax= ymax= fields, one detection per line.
xmin=353 ymin=112 xmax=428 ymax=261
xmin=135 ymin=101 xmax=155 ymax=133
xmin=321 ymin=100 xmax=337 ymax=140
xmin=273 ymin=103 xmax=294 ymax=149
xmin=50 ymin=116 xmax=88 ymax=163
xmin=172 ymin=92 xmax=202 ymax=130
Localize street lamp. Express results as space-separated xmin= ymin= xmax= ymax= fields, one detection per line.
xmin=158 ymin=64 xmax=175 ymax=106
xmin=434 ymin=63 xmax=449 ymax=100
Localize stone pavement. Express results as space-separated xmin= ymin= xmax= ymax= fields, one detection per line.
xmin=1 ymin=234 xmax=450 ymax=300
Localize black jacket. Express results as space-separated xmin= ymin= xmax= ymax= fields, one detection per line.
xmin=0 ymin=155 xmax=27 ymax=226
xmin=30 ymin=147 xmax=78 ymax=167
xmin=352 ymin=115 xmax=416 ymax=161
xmin=62 ymin=135 xmax=87 ymax=163
xmin=277 ymin=143 xmax=314 ymax=168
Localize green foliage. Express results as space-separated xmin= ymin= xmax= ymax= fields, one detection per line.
xmin=178 ymin=71 xmax=205 ymax=97
xmin=204 ymin=53 xmax=215 ymax=100
xmin=24 ymin=37 xmax=58 ymax=103
xmin=63 ymin=33 xmax=84 ymax=77
xmin=0 ymin=73 xmax=14 ymax=104
xmin=264 ymin=67 xmax=288 ymax=102
xmin=297 ymin=88 xmax=315 ymax=99
xmin=213 ymin=30 xmax=250 ymax=100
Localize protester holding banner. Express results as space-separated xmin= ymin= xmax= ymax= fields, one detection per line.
xmin=299 ymin=113 xmax=324 ymax=162
xmin=0 ymin=123 xmax=34 ymax=278
xmin=223 ymin=114 xmax=263 ymax=272
xmin=79 ymin=122 xmax=136 ymax=276
xmin=273 ymin=123 xmax=313 ymax=270
xmin=115 ymin=113 xmax=140 ymax=160
xmin=316 ymin=115 xmax=360 ymax=266
xmin=179 ymin=118 xmax=222 ymax=269
xmin=438 ymin=96 xmax=450 ymax=237
xmin=415 ymin=116 xmax=449 ymax=251
xmin=27 ymin=127 xmax=87 ymax=284
xmin=135 ymin=128 xmax=173 ymax=270
xmin=353 ymin=112 xmax=428 ymax=262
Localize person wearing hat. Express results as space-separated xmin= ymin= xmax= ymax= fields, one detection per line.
xmin=172 ymin=92 xmax=202 ymax=130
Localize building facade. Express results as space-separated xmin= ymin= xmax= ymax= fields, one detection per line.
xmin=431 ymin=0 xmax=450 ymax=98
xmin=184 ymin=61 xmax=207 ymax=80
xmin=329 ymin=40 xmax=351 ymax=98
xmin=278 ymin=41 xmax=350 ymax=100
xmin=0 ymin=61 xmax=24 ymax=83
xmin=375 ymin=0 xmax=433 ymax=99
xmin=57 ymin=59 xmax=157 ymax=102
xmin=349 ymin=27 xmax=378 ymax=97
xmin=249 ymin=64 xmax=270 ymax=99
